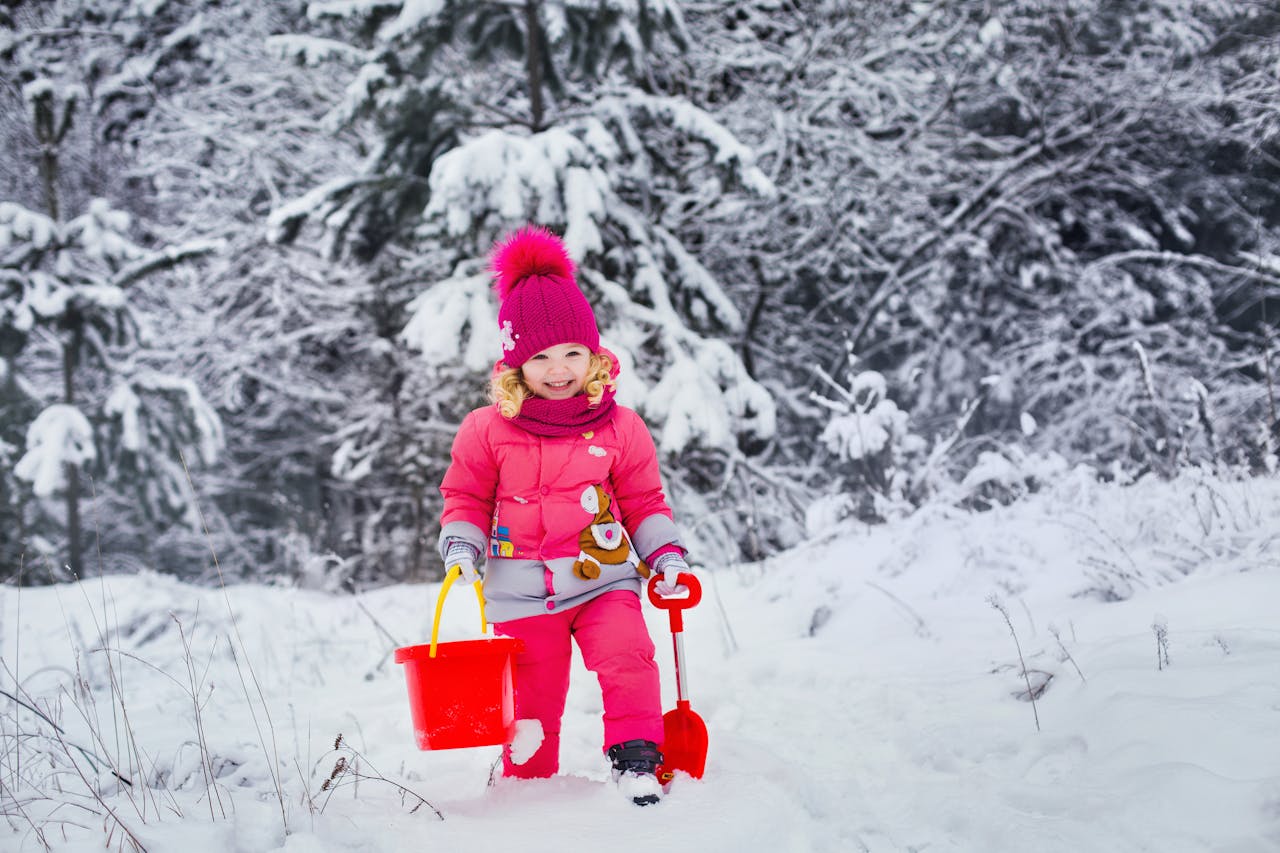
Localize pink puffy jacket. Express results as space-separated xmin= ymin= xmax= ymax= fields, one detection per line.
xmin=439 ymin=404 xmax=682 ymax=621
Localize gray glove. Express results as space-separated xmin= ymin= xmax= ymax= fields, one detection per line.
xmin=444 ymin=538 xmax=481 ymax=583
xmin=651 ymin=550 xmax=689 ymax=596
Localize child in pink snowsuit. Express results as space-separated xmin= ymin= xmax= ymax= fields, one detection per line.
xmin=437 ymin=225 xmax=690 ymax=805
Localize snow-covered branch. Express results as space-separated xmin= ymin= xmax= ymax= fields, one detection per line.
xmin=112 ymin=240 xmax=225 ymax=289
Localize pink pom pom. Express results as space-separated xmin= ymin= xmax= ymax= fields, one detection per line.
xmin=490 ymin=226 xmax=576 ymax=299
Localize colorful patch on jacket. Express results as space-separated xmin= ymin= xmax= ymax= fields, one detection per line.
xmin=489 ymin=515 xmax=514 ymax=558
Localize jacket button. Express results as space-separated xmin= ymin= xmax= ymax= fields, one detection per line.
xmin=540 ymin=486 xmax=550 ymax=495
xmin=545 ymin=601 xmax=556 ymax=611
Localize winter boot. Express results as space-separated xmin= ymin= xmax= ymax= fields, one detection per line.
xmin=607 ymin=739 xmax=664 ymax=806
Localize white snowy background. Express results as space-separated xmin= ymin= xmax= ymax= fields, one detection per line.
xmin=5 ymin=4 xmax=1280 ymax=851
xmin=2 ymin=468 xmax=1278 ymax=852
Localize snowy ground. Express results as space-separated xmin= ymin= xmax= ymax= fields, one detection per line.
xmin=2 ymin=469 xmax=1279 ymax=852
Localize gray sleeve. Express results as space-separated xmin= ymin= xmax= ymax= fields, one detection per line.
xmin=439 ymin=520 xmax=487 ymax=561
xmin=631 ymin=514 xmax=685 ymax=562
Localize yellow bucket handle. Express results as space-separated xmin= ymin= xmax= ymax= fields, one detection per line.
xmin=429 ymin=565 xmax=488 ymax=658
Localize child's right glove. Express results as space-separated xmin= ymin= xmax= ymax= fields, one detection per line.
xmin=443 ymin=538 xmax=482 ymax=583
xmin=651 ymin=549 xmax=689 ymax=596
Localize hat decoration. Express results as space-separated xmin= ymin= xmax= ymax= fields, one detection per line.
xmin=489 ymin=226 xmax=600 ymax=368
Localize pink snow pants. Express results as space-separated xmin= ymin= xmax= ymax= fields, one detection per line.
xmin=493 ymin=590 xmax=662 ymax=778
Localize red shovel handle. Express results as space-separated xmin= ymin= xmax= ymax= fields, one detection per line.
xmin=646 ymin=572 xmax=702 ymax=609
xmin=646 ymin=572 xmax=701 ymax=632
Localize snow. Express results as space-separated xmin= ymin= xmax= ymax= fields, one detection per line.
xmin=22 ymin=272 xmax=71 ymax=323
xmin=13 ymin=404 xmax=96 ymax=498
xmin=0 ymin=201 xmax=57 ymax=250
xmin=130 ymin=0 xmax=170 ymax=15
xmin=111 ymin=238 xmax=226 ymax=289
xmin=307 ymin=0 xmax=400 ymax=20
xmin=814 ymin=364 xmax=910 ymax=466
xmin=960 ymin=450 xmax=1021 ymax=491
xmin=820 ymin=401 xmax=903 ymax=461
xmin=97 ymin=15 xmax=208 ymax=103
xmin=110 ymin=373 xmax=225 ymax=465
xmin=378 ymin=0 xmax=445 ymax=42
xmin=650 ymin=221 xmax=745 ymax=330
xmin=20 ymin=77 xmax=56 ymax=103
xmin=978 ymin=18 xmax=1005 ymax=49
xmin=67 ymin=199 xmax=143 ymax=263
xmin=265 ymin=35 xmax=366 ymax=66
xmin=804 ymin=493 xmax=854 ymax=538
xmin=508 ymin=719 xmax=544 ymax=766
xmin=106 ymin=383 xmax=145 ymax=452
xmin=562 ymin=166 xmax=606 ymax=258
xmin=599 ymin=93 xmax=777 ymax=199
xmin=321 ymin=62 xmax=391 ymax=131
xmin=4 ymin=471 xmax=1280 ymax=851
xmin=267 ymin=176 xmax=375 ymax=243
xmin=420 ymin=128 xmax=605 ymax=243
xmin=643 ymin=357 xmax=724 ymax=453
xmin=330 ymin=435 xmax=376 ymax=483
xmin=400 ymin=269 xmax=499 ymax=372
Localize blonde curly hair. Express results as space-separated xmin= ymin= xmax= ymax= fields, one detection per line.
xmin=491 ymin=352 xmax=616 ymax=419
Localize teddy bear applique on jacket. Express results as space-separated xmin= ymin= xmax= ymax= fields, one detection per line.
xmin=572 ymin=484 xmax=650 ymax=580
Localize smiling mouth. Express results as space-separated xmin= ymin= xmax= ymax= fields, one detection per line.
xmin=546 ymin=380 xmax=573 ymax=389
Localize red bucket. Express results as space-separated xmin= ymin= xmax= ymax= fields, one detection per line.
xmin=394 ymin=565 xmax=523 ymax=750
xmin=394 ymin=637 xmax=522 ymax=750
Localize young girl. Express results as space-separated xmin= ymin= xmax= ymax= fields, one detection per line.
xmin=437 ymin=225 xmax=690 ymax=806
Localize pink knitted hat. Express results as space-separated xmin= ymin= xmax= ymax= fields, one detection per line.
xmin=490 ymin=226 xmax=600 ymax=367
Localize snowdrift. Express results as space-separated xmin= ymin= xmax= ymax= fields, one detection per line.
xmin=2 ymin=470 xmax=1278 ymax=852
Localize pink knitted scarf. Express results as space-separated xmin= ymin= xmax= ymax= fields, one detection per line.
xmin=509 ymin=387 xmax=617 ymax=436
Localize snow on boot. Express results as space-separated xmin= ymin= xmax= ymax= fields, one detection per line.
xmin=607 ymin=739 xmax=664 ymax=806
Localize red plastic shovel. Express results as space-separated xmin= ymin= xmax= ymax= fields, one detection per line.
xmin=647 ymin=572 xmax=708 ymax=782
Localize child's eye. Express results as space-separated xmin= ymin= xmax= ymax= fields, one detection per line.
xmin=531 ymin=353 xmax=548 ymax=360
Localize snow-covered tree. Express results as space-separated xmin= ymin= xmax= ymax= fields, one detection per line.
xmin=0 ymin=0 xmax=410 ymax=585
xmin=102 ymin=2 xmax=380 ymax=583
xmin=1 ymin=9 xmax=222 ymax=580
xmin=679 ymin=0 xmax=1280 ymax=514
xmin=808 ymin=345 xmax=924 ymax=523
xmin=0 ymin=195 xmax=221 ymax=578
xmin=271 ymin=0 xmax=780 ymax=571
xmin=880 ymin=0 xmax=1280 ymax=479
xmin=6 ymin=0 xmax=1276 ymax=583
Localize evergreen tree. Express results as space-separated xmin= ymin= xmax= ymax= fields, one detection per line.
xmin=6 ymin=0 xmax=1275 ymax=581
xmin=680 ymin=0 xmax=1280 ymax=526
xmin=0 ymin=186 xmax=220 ymax=580
xmin=275 ymin=0 xmax=779 ymax=573
xmin=1 ymin=3 xmax=221 ymax=580
xmin=108 ymin=2 xmax=376 ymax=584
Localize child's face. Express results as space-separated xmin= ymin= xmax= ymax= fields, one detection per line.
xmin=521 ymin=342 xmax=592 ymax=399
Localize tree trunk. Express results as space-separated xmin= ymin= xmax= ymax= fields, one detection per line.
xmin=523 ymin=0 xmax=546 ymax=130
xmin=39 ymin=147 xmax=59 ymax=223
xmin=410 ymin=482 xmax=425 ymax=581
xmin=63 ymin=324 xmax=82 ymax=577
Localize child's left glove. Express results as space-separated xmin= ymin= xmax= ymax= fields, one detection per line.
xmin=444 ymin=538 xmax=482 ymax=583
xmin=651 ymin=549 xmax=689 ymax=596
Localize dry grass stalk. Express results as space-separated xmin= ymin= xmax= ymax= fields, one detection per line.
xmin=180 ymin=450 xmax=288 ymax=834
xmin=988 ymin=596 xmax=1041 ymax=732
xmin=317 ymin=733 xmax=443 ymax=820
xmin=1 ymin=478 xmax=242 ymax=848
xmin=46 ymin=724 xmax=147 ymax=853
xmin=0 ymin=762 xmax=52 ymax=851
xmin=85 ymin=478 xmax=162 ymax=822
xmin=1152 ymin=618 xmax=1171 ymax=670
xmin=70 ymin=579 xmax=157 ymax=823
xmin=1049 ymin=625 xmax=1086 ymax=683
xmin=171 ymin=612 xmax=227 ymax=819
